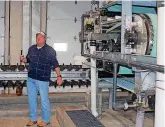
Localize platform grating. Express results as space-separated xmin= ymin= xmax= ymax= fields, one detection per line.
xmin=66 ymin=110 xmax=105 ymax=127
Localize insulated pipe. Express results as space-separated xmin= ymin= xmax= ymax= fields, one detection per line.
xmin=155 ymin=1 xmax=165 ymax=127
xmin=90 ymin=40 xmax=98 ymax=117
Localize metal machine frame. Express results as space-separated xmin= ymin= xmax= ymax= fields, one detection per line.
xmin=81 ymin=1 xmax=164 ymax=127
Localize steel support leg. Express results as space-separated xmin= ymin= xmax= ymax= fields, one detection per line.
xmin=112 ymin=63 xmax=118 ymax=109
xmin=98 ymin=88 xmax=102 ymax=119
xmin=135 ymin=108 xmax=145 ymax=127
xmin=108 ymin=88 xmax=113 ymax=109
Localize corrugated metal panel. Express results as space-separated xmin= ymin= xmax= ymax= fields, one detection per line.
xmin=0 ymin=1 xmax=5 ymax=64
xmin=31 ymin=1 xmax=41 ymax=45
xmin=23 ymin=1 xmax=30 ymax=56
xmin=47 ymin=1 xmax=91 ymax=64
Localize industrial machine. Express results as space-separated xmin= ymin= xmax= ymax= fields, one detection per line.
xmin=79 ymin=1 xmax=164 ymax=127
xmin=0 ymin=1 xmax=164 ymax=127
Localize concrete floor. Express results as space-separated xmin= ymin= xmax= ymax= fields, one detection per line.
xmin=0 ymin=93 xmax=154 ymax=127
xmin=0 ymin=110 xmax=154 ymax=127
xmin=0 ymin=117 xmax=60 ymax=127
xmin=100 ymin=109 xmax=154 ymax=127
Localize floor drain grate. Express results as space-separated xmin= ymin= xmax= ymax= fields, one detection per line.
xmin=66 ymin=110 xmax=105 ymax=127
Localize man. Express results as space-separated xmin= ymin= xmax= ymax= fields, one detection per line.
xmin=20 ymin=31 xmax=62 ymax=127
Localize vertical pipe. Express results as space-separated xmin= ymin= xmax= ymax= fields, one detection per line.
xmin=112 ymin=63 xmax=117 ymax=109
xmin=8 ymin=0 xmax=10 ymax=65
xmin=108 ymin=88 xmax=113 ymax=109
xmin=29 ymin=1 xmax=32 ymax=47
xmin=45 ymin=1 xmax=48 ymax=35
xmin=90 ymin=40 xmax=98 ymax=117
xmin=40 ymin=1 xmax=42 ymax=32
xmin=155 ymin=1 xmax=165 ymax=127
xmin=135 ymin=109 xmax=145 ymax=127
xmin=98 ymin=88 xmax=102 ymax=119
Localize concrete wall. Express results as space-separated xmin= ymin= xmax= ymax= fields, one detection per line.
xmin=47 ymin=1 xmax=91 ymax=65
xmin=0 ymin=1 xmax=5 ymax=64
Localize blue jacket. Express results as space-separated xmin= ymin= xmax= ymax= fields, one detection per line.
xmin=26 ymin=43 xmax=59 ymax=81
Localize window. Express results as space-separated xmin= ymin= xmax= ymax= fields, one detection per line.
xmin=53 ymin=43 xmax=68 ymax=52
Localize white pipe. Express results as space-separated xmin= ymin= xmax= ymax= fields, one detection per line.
xmin=155 ymin=2 xmax=165 ymax=127
xmin=90 ymin=41 xmax=98 ymax=117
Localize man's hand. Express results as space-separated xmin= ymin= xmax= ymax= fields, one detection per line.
xmin=20 ymin=56 xmax=27 ymax=63
xmin=57 ymin=76 xmax=62 ymax=86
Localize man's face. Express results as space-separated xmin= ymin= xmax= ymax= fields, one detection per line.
xmin=36 ymin=34 xmax=45 ymax=46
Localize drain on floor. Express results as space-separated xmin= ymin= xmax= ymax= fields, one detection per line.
xmin=66 ymin=110 xmax=105 ymax=127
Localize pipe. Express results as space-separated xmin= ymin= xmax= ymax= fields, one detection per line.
xmin=29 ymin=1 xmax=32 ymax=47
xmin=135 ymin=108 xmax=145 ymax=127
xmin=45 ymin=1 xmax=48 ymax=35
xmin=111 ymin=63 xmax=126 ymax=110
xmin=40 ymin=1 xmax=42 ymax=32
xmin=112 ymin=63 xmax=117 ymax=109
xmin=155 ymin=1 xmax=165 ymax=127
xmin=8 ymin=0 xmax=11 ymax=65
xmin=90 ymin=40 xmax=98 ymax=117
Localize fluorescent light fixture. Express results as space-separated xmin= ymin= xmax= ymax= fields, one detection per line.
xmin=53 ymin=43 xmax=68 ymax=52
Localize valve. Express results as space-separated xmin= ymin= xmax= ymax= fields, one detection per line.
xmin=78 ymin=80 xmax=86 ymax=88
xmin=86 ymin=79 xmax=91 ymax=88
xmin=66 ymin=63 xmax=73 ymax=71
xmin=71 ymin=80 xmax=77 ymax=87
xmin=10 ymin=65 xmax=17 ymax=71
xmin=1 ymin=63 xmax=9 ymax=71
xmin=17 ymin=63 xmax=25 ymax=71
xmin=73 ymin=65 xmax=82 ymax=71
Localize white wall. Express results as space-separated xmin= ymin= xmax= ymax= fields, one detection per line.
xmin=0 ymin=1 xmax=5 ymax=64
xmin=47 ymin=1 xmax=91 ymax=65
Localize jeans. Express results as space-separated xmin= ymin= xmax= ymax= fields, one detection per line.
xmin=26 ymin=77 xmax=50 ymax=123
